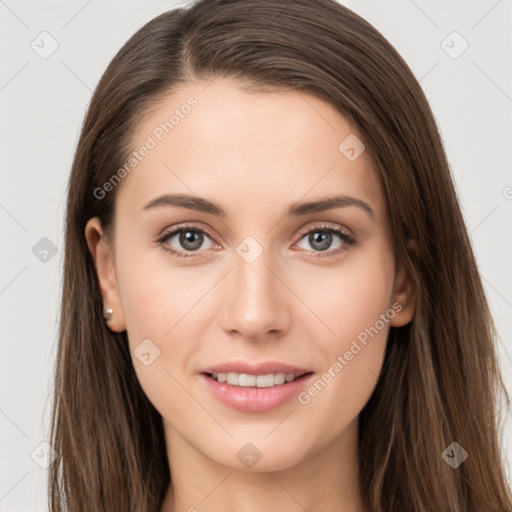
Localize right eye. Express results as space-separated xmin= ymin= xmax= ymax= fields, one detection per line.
xmin=156 ymin=224 xmax=219 ymax=258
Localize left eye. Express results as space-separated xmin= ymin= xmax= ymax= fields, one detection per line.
xmin=301 ymin=228 xmax=351 ymax=252
xmin=295 ymin=225 xmax=355 ymax=254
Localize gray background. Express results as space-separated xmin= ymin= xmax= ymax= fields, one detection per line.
xmin=1 ymin=0 xmax=511 ymax=509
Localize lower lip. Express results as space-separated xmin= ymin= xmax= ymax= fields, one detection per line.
xmin=200 ymin=373 xmax=314 ymax=413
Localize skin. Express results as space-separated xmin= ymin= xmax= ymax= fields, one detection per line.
xmin=85 ymin=77 xmax=415 ymax=512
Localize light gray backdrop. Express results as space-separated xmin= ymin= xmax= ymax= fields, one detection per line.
xmin=1 ymin=0 xmax=511 ymax=510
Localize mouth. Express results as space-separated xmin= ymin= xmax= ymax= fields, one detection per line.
xmin=200 ymin=369 xmax=316 ymax=413
xmin=203 ymin=371 xmax=313 ymax=388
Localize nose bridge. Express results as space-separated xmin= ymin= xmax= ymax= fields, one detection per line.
xmin=220 ymin=236 xmax=288 ymax=339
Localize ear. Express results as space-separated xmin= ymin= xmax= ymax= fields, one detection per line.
xmin=390 ymin=239 xmax=417 ymax=327
xmin=84 ymin=217 xmax=126 ymax=333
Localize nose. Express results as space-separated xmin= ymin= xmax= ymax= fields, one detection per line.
xmin=219 ymin=242 xmax=291 ymax=343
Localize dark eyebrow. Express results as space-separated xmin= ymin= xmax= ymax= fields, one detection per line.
xmin=287 ymin=195 xmax=374 ymax=219
xmin=142 ymin=193 xmax=227 ymax=216
xmin=141 ymin=193 xmax=374 ymax=219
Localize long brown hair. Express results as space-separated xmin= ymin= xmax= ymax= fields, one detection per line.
xmin=49 ymin=0 xmax=512 ymax=510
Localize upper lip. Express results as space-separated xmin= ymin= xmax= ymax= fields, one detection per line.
xmin=201 ymin=360 xmax=313 ymax=376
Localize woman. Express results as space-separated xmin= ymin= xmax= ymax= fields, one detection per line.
xmin=49 ymin=0 xmax=512 ymax=510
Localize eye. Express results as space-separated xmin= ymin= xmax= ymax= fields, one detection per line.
xmin=294 ymin=223 xmax=355 ymax=256
xmin=156 ymin=222 xmax=355 ymax=259
xmin=156 ymin=224 xmax=218 ymax=258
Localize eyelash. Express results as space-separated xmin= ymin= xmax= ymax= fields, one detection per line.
xmin=156 ymin=222 xmax=355 ymax=259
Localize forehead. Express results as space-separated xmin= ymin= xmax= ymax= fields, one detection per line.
xmin=116 ymin=77 xmax=385 ymax=223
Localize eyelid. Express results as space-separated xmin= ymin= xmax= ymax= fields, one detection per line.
xmin=160 ymin=220 xmax=216 ymax=235
xmin=295 ymin=221 xmax=352 ymax=239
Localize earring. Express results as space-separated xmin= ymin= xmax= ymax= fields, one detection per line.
xmin=103 ymin=308 xmax=113 ymax=322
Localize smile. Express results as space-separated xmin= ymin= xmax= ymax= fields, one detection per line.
xmin=201 ymin=371 xmax=315 ymax=412
xmin=207 ymin=371 xmax=307 ymax=387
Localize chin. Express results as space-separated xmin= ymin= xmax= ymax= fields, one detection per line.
xmin=203 ymin=435 xmax=315 ymax=473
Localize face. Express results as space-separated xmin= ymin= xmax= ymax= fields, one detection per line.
xmin=86 ymin=77 xmax=414 ymax=473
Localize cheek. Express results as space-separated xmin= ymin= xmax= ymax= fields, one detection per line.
xmin=296 ymin=247 xmax=395 ymax=353
xmin=115 ymin=241 xmax=199 ymax=343
xmin=293 ymin=251 xmax=395 ymax=433
xmin=113 ymin=244 xmax=189 ymax=383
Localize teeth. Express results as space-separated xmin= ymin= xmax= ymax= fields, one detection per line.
xmin=239 ymin=373 xmax=256 ymax=386
xmin=210 ymin=372 xmax=301 ymax=387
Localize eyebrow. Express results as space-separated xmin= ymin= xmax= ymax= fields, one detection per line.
xmin=141 ymin=193 xmax=374 ymax=219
